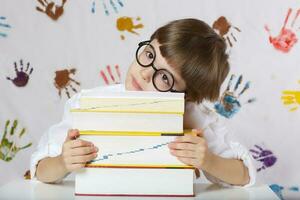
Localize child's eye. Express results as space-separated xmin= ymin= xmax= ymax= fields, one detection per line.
xmin=145 ymin=51 xmax=154 ymax=59
xmin=160 ymin=73 xmax=171 ymax=86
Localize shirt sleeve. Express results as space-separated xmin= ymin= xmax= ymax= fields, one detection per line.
xmin=30 ymin=93 xmax=81 ymax=180
xmin=29 ymin=84 xmax=124 ymax=180
xmin=184 ymin=102 xmax=256 ymax=187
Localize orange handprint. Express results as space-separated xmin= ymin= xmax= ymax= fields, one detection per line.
xmin=116 ymin=16 xmax=144 ymax=40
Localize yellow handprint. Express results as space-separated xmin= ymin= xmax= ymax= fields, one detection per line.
xmin=281 ymin=81 xmax=300 ymax=111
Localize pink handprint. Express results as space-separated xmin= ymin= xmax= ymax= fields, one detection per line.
xmin=100 ymin=65 xmax=121 ymax=85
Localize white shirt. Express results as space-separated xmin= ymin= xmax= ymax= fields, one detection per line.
xmin=30 ymin=84 xmax=256 ymax=187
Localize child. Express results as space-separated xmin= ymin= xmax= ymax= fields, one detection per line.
xmin=31 ymin=18 xmax=255 ymax=186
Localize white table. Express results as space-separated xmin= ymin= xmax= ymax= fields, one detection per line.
xmin=0 ymin=179 xmax=279 ymax=200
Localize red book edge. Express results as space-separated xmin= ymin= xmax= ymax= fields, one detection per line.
xmin=75 ymin=193 xmax=195 ymax=197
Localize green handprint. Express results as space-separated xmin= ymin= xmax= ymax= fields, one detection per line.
xmin=0 ymin=120 xmax=32 ymax=162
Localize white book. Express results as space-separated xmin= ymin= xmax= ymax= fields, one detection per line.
xmin=75 ymin=168 xmax=195 ymax=197
xmin=71 ymin=111 xmax=183 ymax=133
xmin=81 ymin=134 xmax=193 ymax=168
xmin=78 ymin=90 xmax=185 ymax=114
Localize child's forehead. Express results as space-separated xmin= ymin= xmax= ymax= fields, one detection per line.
xmin=149 ymin=39 xmax=186 ymax=89
xmin=149 ymin=40 xmax=171 ymax=67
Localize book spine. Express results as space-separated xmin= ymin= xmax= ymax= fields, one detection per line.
xmin=79 ymin=130 xmax=185 ymax=136
xmin=84 ymin=164 xmax=195 ymax=169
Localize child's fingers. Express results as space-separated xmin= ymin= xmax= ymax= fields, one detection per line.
xmin=70 ymin=139 xmax=93 ymax=148
xmin=70 ymin=153 xmax=98 ymax=164
xmin=168 ymin=142 xmax=196 ymax=151
xmin=70 ymin=146 xmax=98 ymax=156
xmin=192 ymin=129 xmax=204 ymax=137
xmin=65 ymin=129 xmax=79 ymax=142
xmin=175 ymin=134 xmax=202 ymax=144
xmin=170 ymin=149 xmax=197 ymax=158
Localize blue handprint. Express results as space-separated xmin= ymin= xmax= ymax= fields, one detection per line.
xmin=214 ymin=74 xmax=256 ymax=118
xmin=270 ymin=184 xmax=299 ymax=200
xmin=0 ymin=120 xmax=32 ymax=162
xmin=0 ymin=16 xmax=11 ymax=38
xmin=91 ymin=0 xmax=124 ymax=15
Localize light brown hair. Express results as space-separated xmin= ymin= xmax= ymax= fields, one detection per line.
xmin=150 ymin=18 xmax=230 ymax=103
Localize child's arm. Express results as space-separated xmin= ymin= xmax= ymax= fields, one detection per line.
xmin=200 ymin=150 xmax=250 ymax=186
xmin=36 ymin=129 xmax=98 ymax=183
xmin=168 ymin=129 xmax=250 ymax=186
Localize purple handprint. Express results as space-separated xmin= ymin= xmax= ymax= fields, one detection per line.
xmin=7 ymin=59 xmax=33 ymax=87
xmin=250 ymin=145 xmax=277 ymax=172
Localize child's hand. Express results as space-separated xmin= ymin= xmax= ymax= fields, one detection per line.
xmin=60 ymin=129 xmax=98 ymax=172
xmin=168 ymin=129 xmax=211 ymax=170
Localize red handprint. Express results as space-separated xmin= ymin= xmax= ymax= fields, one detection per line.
xmin=265 ymin=8 xmax=300 ymax=53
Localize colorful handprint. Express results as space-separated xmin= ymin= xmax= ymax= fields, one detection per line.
xmin=213 ymin=16 xmax=241 ymax=47
xmin=250 ymin=145 xmax=277 ymax=172
xmin=265 ymin=8 xmax=300 ymax=53
xmin=214 ymin=74 xmax=256 ymax=118
xmin=281 ymin=81 xmax=300 ymax=111
xmin=91 ymin=0 xmax=124 ymax=15
xmin=116 ymin=16 xmax=144 ymax=40
xmin=36 ymin=0 xmax=67 ymax=21
xmin=6 ymin=59 xmax=33 ymax=87
xmin=0 ymin=120 xmax=32 ymax=162
xmin=54 ymin=68 xmax=80 ymax=98
xmin=0 ymin=16 xmax=11 ymax=38
xmin=100 ymin=65 xmax=121 ymax=85
xmin=270 ymin=184 xmax=299 ymax=200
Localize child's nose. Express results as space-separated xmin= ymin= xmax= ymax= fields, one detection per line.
xmin=140 ymin=67 xmax=154 ymax=83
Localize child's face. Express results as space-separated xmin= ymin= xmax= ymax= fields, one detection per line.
xmin=125 ymin=39 xmax=186 ymax=92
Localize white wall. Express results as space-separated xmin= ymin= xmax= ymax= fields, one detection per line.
xmin=1 ymin=0 xmax=299 ymax=194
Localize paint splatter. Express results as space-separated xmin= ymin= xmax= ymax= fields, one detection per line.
xmin=54 ymin=68 xmax=80 ymax=98
xmin=36 ymin=0 xmax=67 ymax=21
xmin=6 ymin=59 xmax=33 ymax=87
xmin=270 ymin=184 xmax=299 ymax=200
xmin=265 ymin=8 xmax=300 ymax=53
xmin=250 ymin=145 xmax=277 ymax=172
xmin=0 ymin=16 xmax=11 ymax=38
xmin=213 ymin=16 xmax=241 ymax=47
xmin=0 ymin=120 xmax=32 ymax=162
xmin=116 ymin=16 xmax=144 ymax=40
xmin=100 ymin=65 xmax=121 ymax=85
xmin=281 ymin=81 xmax=300 ymax=111
xmin=214 ymin=74 xmax=256 ymax=118
xmin=91 ymin=0 xmax=124 ymax=15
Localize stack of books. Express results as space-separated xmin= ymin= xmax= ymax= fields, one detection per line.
xmin=71 ymin=90 xmax=195 ymax=197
